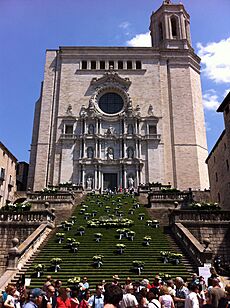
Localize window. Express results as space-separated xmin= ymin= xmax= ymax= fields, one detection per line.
xmin=118 ymin=61 xmax=123 ymax=69
xmin=224 ymin=143 xmax=227 ymax=150
xmin=91 ymin=61 xmax=96 ymax=70
xmin=65 ymin=125 xmax=73 ymax=134
xmin=0 ymin=168 xmax=5 ymax=180
xmin=109 ymin=61 xmax=114 ymax=69
xmin=127 ymin=61 xmax=132 ymax=69
xmin=82 ymin=61 xmax=87 ymax=69
xmin=227 ymin=159 xmax=229 ymax=171
xmin=149 ymin=125 xmax=157 ymax=134
xmin=171 ymin=17 xmax=178 ymax=38
xmin=136 ymin=61 xmax=141 ymax=69
xmin=215 ymin=172 xmax=218 ymax=182
xmin=100 ymin=61 xmax=105 ymax=69
xmin=98 ymin=93 xmax=124 ymax=114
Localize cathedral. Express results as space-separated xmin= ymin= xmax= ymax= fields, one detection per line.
xmin=28 ymin=0 xmax=209 ymax=192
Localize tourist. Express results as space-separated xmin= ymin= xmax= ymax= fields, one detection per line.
xmin=148 ymin=289 xmax=161 ymax=308
xmin=159 ymin=286 xmax=175 ymax=308
xmin=43 ymin=276 xmax=53 ymax=292
xmin=104 ymin=284 xmax=123 ymax=308
xmin=167 ymin=280 xmax=176 ymax=298
xmin=207 ymin=267 xmax=218 ymax=288
xmin=43 ymin=285 xmax=56 ymax=308
xmin=3 ymin=285 xmax=16 ymax=308
xmin=119 ymin=285 xmax=138 ymax=308
xmin=218 ymin=284 xmax=230 ymax=308
xmin=138 ymin=288 xmax=149 ymax=308
xmin=70 ymin=288 xmax=80 ymax=308
xmin=123 ymin=278 xmax=132 ymax=294
xmin=56 ymin=288 xmax=71 ymax=308
xmin=88 ymin=285 xmax=104 ymax=308
xmin=184 ymin=284 xmax=199 ymax=308
xmin=209 ymin=278 xmax=226 ymax=308
xmin=55 ymin=281 xmax=63 ymax=298
xmin=79 ymin=289 xmax=91 ymax=308
xmin=174 ymin=277 xmax=188 ymax=308
xmin=112 ymin=276 xmax=120 ymax=287
xmin=24 ymin=288 xmax=46 ymax=308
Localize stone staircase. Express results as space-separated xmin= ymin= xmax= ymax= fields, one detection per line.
xmin=18 ymin=194 xmax=196 ymax=288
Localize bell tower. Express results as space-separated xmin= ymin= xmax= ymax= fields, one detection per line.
xmin=149 ymin=0 xmax=192 ymax=49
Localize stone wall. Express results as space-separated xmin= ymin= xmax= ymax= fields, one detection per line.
xmin=188 ymin=223 xmax=230 ymax=261
xmin=0 ymin=224 xmax=37 ymax=275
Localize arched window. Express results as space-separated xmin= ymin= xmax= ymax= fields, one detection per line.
xmin=87 ymin=147 xmax=94 ymax=159
xmin=171 ymin=17 xmax=178 ymax=38
xmin=159 ymin=22 xmax=163 ymax=41
xmin=127 ymin=147 xmax=134 ymax=159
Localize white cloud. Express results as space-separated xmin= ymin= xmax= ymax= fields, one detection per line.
xmin=197 ymin=37 xmax=230 ymax=84
xmin=119 ymin=21 xmax=131 ymax=36
xmin=203 ymin=89 xmax=220 ymax=111
xmin=119 ymin=21 xmax=130 ymax=30
xmin=126 ymin=32 xmax=151 ymax=47
xmin=205 ymin=121 xmax=211 ymax=132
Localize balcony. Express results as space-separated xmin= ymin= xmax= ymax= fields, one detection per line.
xmin=60 ymin=133 xmax=76 ymax=140
xmin=144 ymin=134 xmax=161 ymax=141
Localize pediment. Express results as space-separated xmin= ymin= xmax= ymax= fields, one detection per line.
xmin=91 ymin=70 xmax=131 ymax=89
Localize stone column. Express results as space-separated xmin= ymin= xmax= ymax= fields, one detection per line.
xmin=136 ymin=166 xmax=139 ymax=187
xmin=124 ymin=167 xmax=127 ymax=189
xmin=82 ymin=166 xmax=86 ymax=189
xmin=94 ymin=165 xmax=97 ymax=190
xmin=98 ymin=141 xmax=101 ymax=159
xmin=180 ymin=14 xmax=186 ymax=39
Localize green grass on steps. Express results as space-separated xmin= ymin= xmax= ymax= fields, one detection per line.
xmin=26 ymin=194 xmax=191 ymax=288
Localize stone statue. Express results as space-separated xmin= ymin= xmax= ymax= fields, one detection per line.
xmin=88 ymin=124 xmax=94 ymax=134
xmin=86 ymin=177 xmax=92 ymax=189
xmin=127 ymin=124 xmax=134 ymax=135
xmin=66 ymin=104 xmax=73 ymax=115
xmin=148 ymin=104 xmax=154 ymax=116
xmin=87 ymin=147 xmax=94 ymax=158
xmin=107 ymin=147 xmax=114 ymax=160
xmin=127 ymin=147 xmax=134 ymax=158
xmin=128 ymin=177 xmax=134 ymax=188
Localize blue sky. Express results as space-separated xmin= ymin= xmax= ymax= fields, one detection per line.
xmin=0 ymin=0 xmax=230 ymax=162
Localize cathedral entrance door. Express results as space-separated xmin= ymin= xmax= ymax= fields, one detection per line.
xmin=103 ymin=173 xmax=117 ymax=191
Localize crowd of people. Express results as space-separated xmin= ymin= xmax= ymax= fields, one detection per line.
xmin=0 ymin=269 xmax=229 ymax=308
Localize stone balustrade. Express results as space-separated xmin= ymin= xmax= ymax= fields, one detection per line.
xmin=0 ymin=210 xmax=55 ymax=223
xmin=27 ymin=191 xmax=74 ymax=201
xmin=169 ymin=209 xmax=230 ymax=224
xmin=149 ymin=191 xmax=192 ymax=200
xmin=172 ymin=222 xmax=213 ymax=266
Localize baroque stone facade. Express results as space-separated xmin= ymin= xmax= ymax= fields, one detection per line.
xmin=28 ymin=1 xmax=209 ymax=192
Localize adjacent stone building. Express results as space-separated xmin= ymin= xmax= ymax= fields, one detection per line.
xmin=206 ymin=92 xmax=230 ymax=209
xmin=0 ymin=142 xmax=17 ymax=207
xmin=28 ymin=0 xmax=209 ymax=192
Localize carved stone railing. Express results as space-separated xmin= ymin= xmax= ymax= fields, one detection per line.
xmin=0 ymin=221 xmax=54 ymax=289
xmin=27 ymin=191 xmax=74 ymax=201
xmin=172 ymin=222 xmax=213 ymax=266
xmin=0 ymin=210 xmax=55 ymax=223
xmin=169 ymin=210 xmax=230 ymax=225
xmin=149 ymin=191 xmax=192 ymax=201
